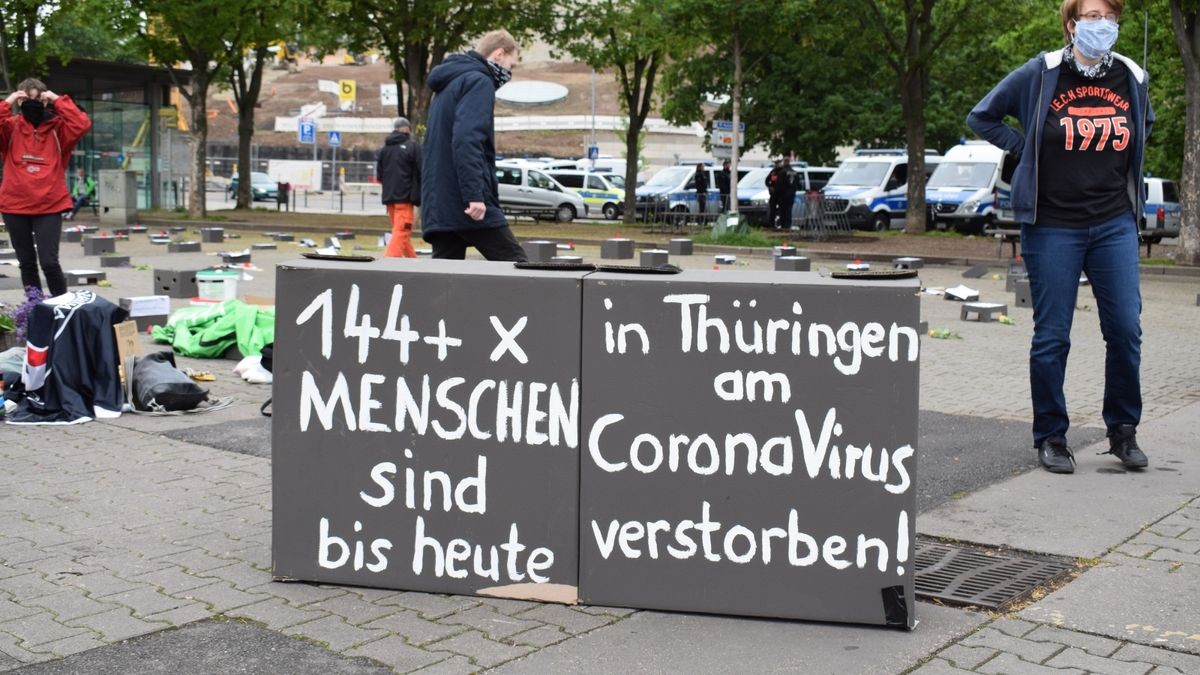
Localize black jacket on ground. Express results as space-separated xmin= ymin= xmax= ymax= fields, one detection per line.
xmin=420 ymin=52 xmax=507 ymax=233
xmin=377 ymin=131 xmax=422 ymax=206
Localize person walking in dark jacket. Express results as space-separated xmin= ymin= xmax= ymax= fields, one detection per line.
xmin=377 ymin=117 xmax=421 ymax=258
xmin=716 ymin=160 xmax=731 ymax=212
xmin=419 ymin=30 xmax=525 ymax=261
xmin=693 ymin=164 xmax=709 ymax=216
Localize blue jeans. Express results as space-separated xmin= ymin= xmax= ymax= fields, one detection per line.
xmin=1020 ymin=212 xmax=1142 ymax=447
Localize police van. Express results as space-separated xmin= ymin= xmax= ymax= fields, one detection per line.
xmin=634 ymin=164 xmax=721 ymax=216
xmin=1143 ymin=177 xmax=1181 ymax=234
xmin=821 ymin=149 xmax=941 ymax=231
xmin=545 ymin=169 xmax=627 ymax=220
xmin=742 ymin=164 xmax=836 ymax=227
xmin=926 ymin=142 xmax=1012 ymax=234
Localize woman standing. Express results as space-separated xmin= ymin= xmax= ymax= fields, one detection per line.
xmin=0 ymin=78 xmax=92 ymax=296
xmin=968 ymin=0 xmax=1151 ymax=474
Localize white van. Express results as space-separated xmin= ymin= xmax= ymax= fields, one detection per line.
xmin=821 ymin=150 xmax=941 ymax=231
xmin=926 ymin=142 xmax=1010 ymax=234
xmin=1143 ymin=177 xmax=1181 ymax=233
xmin=495 ymin=162 xmax=588 ymax=222
xmin=546 ymin=169 xmax=627 ymax=220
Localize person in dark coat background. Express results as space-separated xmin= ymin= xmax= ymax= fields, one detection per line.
xmin=716 ymin=159 xmax=731 ymax=212
xmin=766 ymin=159 xmax=795 ymax=230
xmin=693 ymin=163 xmax=709 ymax=215
xmin=419 ymin=29 xmax=526 ymax=261
xmin=377 ymin=116 xmax=421 ymax=257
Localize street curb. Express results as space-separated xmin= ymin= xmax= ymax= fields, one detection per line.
xmin=133 ymin=217 xmax=1200 ymax=278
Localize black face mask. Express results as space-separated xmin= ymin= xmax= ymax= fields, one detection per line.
xmin=19 ymin=99 xmax=46 ymax=126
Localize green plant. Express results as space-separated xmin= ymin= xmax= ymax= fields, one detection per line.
xmin=694 ymin=228 xmax=775 ymax=248
xmin=1141 ymin=258 xmax=1176 ymax=266
xmin=0 ymin=306 xmax=15 ymax=333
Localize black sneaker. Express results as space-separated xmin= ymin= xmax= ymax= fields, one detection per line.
xmin=1037 ymin=436 xmax=1075 ymax=474
xmin=1105 ymin=424 xmax=1148 ymax=469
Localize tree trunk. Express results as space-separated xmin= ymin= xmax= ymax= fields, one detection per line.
xmin=0 ymin=13 xmax=11 ymax=91
xmin=730 ymin=32 xmax=742 ymax=217
xmin=406 ymin=45 xmax=441 ymax=133
xmin=621 ymin=117 xmax=643 ymax=225
xmin=1171 ymin=1 xmax=1199 ymax=265
xmin=187 ymin=73 xmax=211 ymax=219
xmin=901 ymin=68 xmax=928 ymax=234
xmin=234 ymin=51 xmax=267 ymax=210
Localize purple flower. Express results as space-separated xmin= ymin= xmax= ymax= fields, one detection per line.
xmin=13 ymin=286 xmax=45 ymax=342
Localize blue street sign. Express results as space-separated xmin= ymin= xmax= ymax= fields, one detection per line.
xmin=587 ymin=145 xmax=599 ymax=160
xmin=298 ymin=121 xmax=315 ymax=144
xmin=328 ymin=130 xmax=342 ymax=147
xmin=712 ymin=119 xmax=745 ymax=132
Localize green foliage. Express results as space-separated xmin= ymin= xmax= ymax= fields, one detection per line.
xmin=694 ymin=227 xmax=775 ymax=247
xmin=36 ymin=0 xmax=144 ymax=66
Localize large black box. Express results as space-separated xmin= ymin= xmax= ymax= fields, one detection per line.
xmin=578 ymin=270 xmax=920 ymax=626
xmin=272 ymin=259 xmax=586 ymax=603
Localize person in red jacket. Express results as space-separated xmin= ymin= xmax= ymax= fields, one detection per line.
xmin=0 ymin=78 xmax=92 ymax=296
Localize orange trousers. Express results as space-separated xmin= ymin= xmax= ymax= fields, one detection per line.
xmin=385 ymin=202 xmax=417 ymax=258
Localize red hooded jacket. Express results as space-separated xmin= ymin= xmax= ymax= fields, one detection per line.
xmin=0 ymin=95 xmax=92 ymax=215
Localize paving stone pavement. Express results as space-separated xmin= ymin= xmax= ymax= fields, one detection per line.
xmin=3 ymin=238 xmax=1198 ymax=673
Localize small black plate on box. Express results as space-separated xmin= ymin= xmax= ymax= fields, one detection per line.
xmin=830 ymin=269 xmax=918 ymax=280
xmin=514 ymin=261 xmax=597 ymax=272
xmin=594 ymin=264 xmax=683 ymax=274
xmin=301 ymin=252 xmax=375 ymax=262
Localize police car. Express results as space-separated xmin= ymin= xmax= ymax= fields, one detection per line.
xmin=1143 ymin=177 xmax=1181 ymax=234
xmin=822 ymin=150 xmax=941 ymax=231
xmin=545 ymin=169 xmax=627 ymax=220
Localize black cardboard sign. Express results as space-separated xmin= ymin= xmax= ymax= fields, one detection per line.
xmin=578 ymin=271 xmax=920 ymax=627
xmin=272 ymin=259 xmax=586 ymax=603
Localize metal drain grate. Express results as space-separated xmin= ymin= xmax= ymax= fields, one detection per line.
xmin=914 ymin=538 xmax=1076 ymax=611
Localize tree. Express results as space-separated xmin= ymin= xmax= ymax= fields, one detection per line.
xmin=1170 ymin=0 xmax=1200 ymax=264
xmin=848 ymin=0 xmax=981 ymax=233
xmin=133 ymin=1 xmax=250 ymax=218
xmin=564 ymin=0 xmax=684 ymax=223
xmin=226 ymin=0 xmax=300 ymax=210
xmin=315 ymin=0 xmax=561 ymax=129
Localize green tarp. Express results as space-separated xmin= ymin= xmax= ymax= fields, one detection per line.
xmin=152 ymin=300 xmax=274 ymax=358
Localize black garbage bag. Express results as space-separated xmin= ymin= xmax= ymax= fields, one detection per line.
xmin=130 ymin=351 xmax=208 ymax=412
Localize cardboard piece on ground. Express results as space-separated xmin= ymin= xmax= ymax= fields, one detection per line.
xmin=114 ymin=321 xmax=143 ymax=366
xmin=243 ymin=294 xmax=274 ymax=307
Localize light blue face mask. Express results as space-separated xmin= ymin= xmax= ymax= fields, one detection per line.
xmin=1074 ymin=18 xmax=1119 ymax=60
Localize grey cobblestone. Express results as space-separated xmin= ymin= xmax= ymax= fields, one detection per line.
xmin=154 ymin=549 xmax=239 ymax=575
xmin=194 ymin=560 xmax=273 ymax=592
xmin=937 ymin=643 xmax=999 ymax=670
xmin=437 ymin=605 xmax=541 ymax=640
xmin=261 ymin=581 xmax=348 ymax=607
xmin=1043 ymin=647 xmax=1154 ymax=675
xmin=573 ymin=604 xmax=638 ymax=618
xmin=304 ymin=593 xmax=399 ymax=626
xmin=0 ymin=634 xmax=54 ymax=665
xmin=0 ymin=573 xmax=65 ymax=601
xmin=141 ymin=603 xmax=212 ymax=627
xmin=63 ymin=607 xmax=165 ymax=643
xmin=1111 ymin=643 xmax=1200 ymax=672
xmin=173 ymin=581 xmax=266 ymax=613
xmin=976 ymin=651 xmax=1086 ymax=675
xmin=962 ymin=627 xmax=1065 ymax=664
xmin=283 ymin=615 xmax=389 ymax=651
xmin=344 ymin=635 xmax=444 ymax=672
xmin=412 ymin=654 xmax=479 ymax=674
xmin=35 ymin=632 xmax=106 ymax=657
xmin=225 ymin=597 xmax=329 ymax=630
xmin=380 ymin=593 xmax=479 ymax=620
xmin=0 ymin=612 xmax=89 ymax=647
xmin=22 ymin=589 xmax=119 ymax=622
xmin=428 ymin=630 xmax=535 ymax=668
xmin=477 ymin=597 xmax=540 ymax=615
xmin=0 ymin=600 xmax=39 ymax=623
xmin=62 ymin=571 xmax=142 ymax=598
xmin=129 ymin=566 xmax=215 ymax=594
xmin=515 ymin=604 xmax=613 ymax=634
xmin=363 ymin=610 xmax=464 ymax=646
xmin=911 ymin=659 xmax=977 ymax=674
xmin=96 ymin=587 xmax=193 ymax=619
xmin=508 ymin=625 xmax=571 ymax=648
xmin=1024 ymin=624 xmax=1122 ymax=657
xmin=988 ymin=617 xmax=1040 ymax=638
